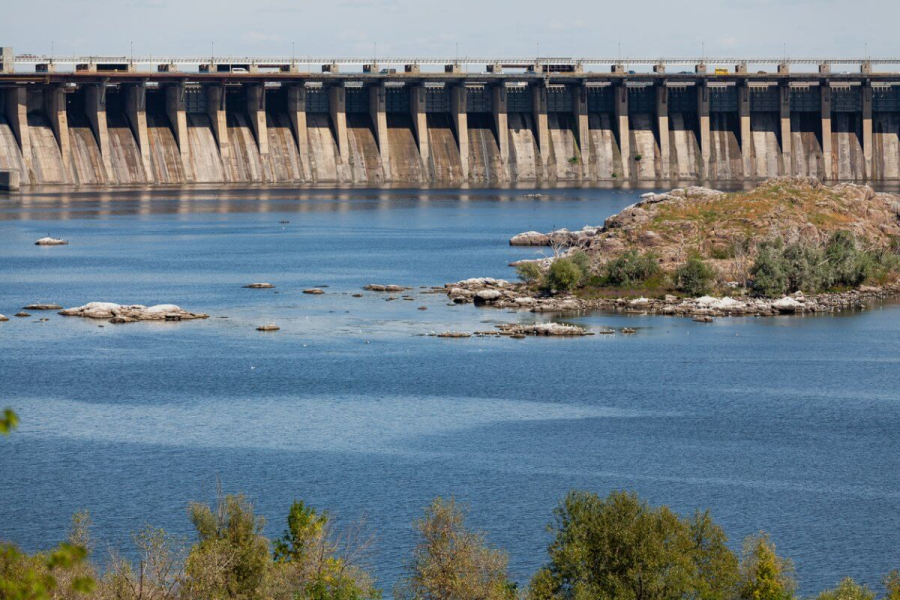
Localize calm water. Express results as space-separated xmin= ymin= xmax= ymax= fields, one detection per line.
xmin=1 ymin=187 xmax=899 ymax=594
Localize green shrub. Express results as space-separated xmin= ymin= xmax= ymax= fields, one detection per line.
xmin=602 ymin=250 xmax=662 ymax=287
xmin=570 ymin=250 xmax=591 ymax=275
xmin=750 ymin=239 xmax=789 ymax=297
xmin=546 ymin=258 xmax=584 ymax=292
xmin=515 ymin=262 xmax=543 ymax=284
xmin=674 ymin=256 xmax=715 ymax=296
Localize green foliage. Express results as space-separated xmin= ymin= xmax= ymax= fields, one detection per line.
xmin=0 ymin=408 xmax=18 ymax=435
xmin=884 ymin=570 xmax=900 ymax=600
xmin=634 ymin=154 xmax=643 ymax=162
xmin=516 ymin=261 xmax=543 ymax=285
xmin=528 ymin=490 xmax=738 ymax=600
xmin=750 ymin=239 xmax=789 ymax=297
xmin=568 ymin=156 xmax=579 ymax=165
xmin=184 ymin=493 xmax=271 ymax=600
xmin=815 ymin=577 xmax=875 ymax=600
xmin=675 ymin=256 xmax=715 ymax=296
xmin=750 ymin=232 xmax=900 ymax=297
xmin=738 ymin=534 xmax=796 ymax=600
xmin=546 ymin=257 xmax=585 ymax=292
xmin=602 ymin=250 xmax=662 ymax=287
xmin=396 ymin=498 xmax=515 ymax=600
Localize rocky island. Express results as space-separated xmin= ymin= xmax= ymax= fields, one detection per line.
xmin=447 ymin=178 xmax=900 ymax=320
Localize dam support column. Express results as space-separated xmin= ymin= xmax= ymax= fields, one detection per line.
xmin=492 ymin=85 xmax=509 ymax=171
xmin=410 ymin=85 xmax=430 ymax=177
xmin=287 ymin=85 xmax=311 ymax=180
xmin=532 ymin=84 xmax=549 ymax=174
xmin=125 ymin=84 xmax=153 ymax=182
xmin=862 ymin=83 xmax=873 ymax=180
xmin=369 ymin=84 xmax=391 ymax=180
xmin=821 ymin=84 xmax=833 ymax=180
xmin=165 ymin=84 xmax=191 ymax=177
xmin=247 ymin=85 xmax=268 ymax=156
xmin=328 ymin=86 xmax=348 ymax=163
xmin=738 ymin=83 xmax=752 ymax=175
xmin=450 ymin=85 xmax=469 ymax=179
xmin=4 ymin=87 xmax=30 ymax=166
xmin=656 ymin=84 xmax=670 ymax=179
xmin=615 ymin=84 xmax=630 ymax=179
xmin=573 ymin=84 xmax=590 ymax=169
xmin=697 ymin=83 xmax=711 ymax=180
xmin=85 ymin=84 xmax=112 ymax=179
xmin=44 ymin=85 xmax=70 ymax=168
xmin=207 ymin=85 xmax=229 ymax=159
xmin=779 ymin=84 xmax=792 ymax=175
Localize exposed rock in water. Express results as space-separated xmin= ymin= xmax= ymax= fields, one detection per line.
xmin=59 ymin=302 xmax=209 ymax=323
xmin=256 ymin=324 xmax=280 ymax=331
xmin=364 ymin=284 xmax=410 ymax=292
xmin=244 ymin=283 xmax=275 ymax=289
xmin=496 ymin=323 xmax=590 ymax=336
xmin=35 ymin=237 xmax=68 ymax=246
xmin=0 ymin=314 xmax=9 ymax=322
xmin=509 ymin=231 xmax=551 ymax=246
xmin=24 ymin=304 xmax=62 ymax=310
xmin=436 ymin=331 xmax=472 ymax=338
xmin=14 ymin=312 xmax=30 ymax=318
xmin=303 ymin=288 xmax=325 ymax=295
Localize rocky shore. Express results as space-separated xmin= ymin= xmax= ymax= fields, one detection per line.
xmin=443 ymin=275 xmax=900 ymax=320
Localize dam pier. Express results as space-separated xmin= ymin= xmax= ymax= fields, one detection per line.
xmin=2 ymin=50 xmax=900 ymax=187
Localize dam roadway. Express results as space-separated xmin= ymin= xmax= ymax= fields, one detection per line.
xmin=2 ymin=50 xmax=900 ymax=187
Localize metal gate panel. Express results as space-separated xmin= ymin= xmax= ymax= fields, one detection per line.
xmin=547 ymin=87 xmax=572 ymax=112
xmin=587 ymin=87 xmax=613 ymax=112
xmin=873 ymin=87 xmax=900 ymax=112
xmin=386 ymin=87 xmax=410 ymax=113
xmin=790 ymin=88 xmax=819 ymax=112
xmin=506 ymin=87 xmax=532 ymax=112
xmin=466 ymin=87 xmax=491 ymax=113
xmin=426 ymin=87 xmax=450 ymax=112
xmin=831 ymin=87 xmax=861 ymax=112
xmin=345 ymin=88 xmax=368 ymax=113
xmin=709 ymin=87 xmax=737 ymax=112
xmin=750 ymin=87 xmax=779 ymax=112
xmin=305 ymin=88 xmax=328 ymax=112
xmin=184 ymin=86 xmax=207 ymax=114
xmin=668 ymin=87 xmax=696 ymax=112
xmin=628 ymin=87 xmax=654 ymax=112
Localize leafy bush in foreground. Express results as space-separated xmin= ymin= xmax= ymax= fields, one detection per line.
xmin=546 ymin=258 xmax=584 ymax=292
xmin=601 ymin=250 xmax=662 ymax=287
xmin=516 ymin=261 xmax=543 ymax=285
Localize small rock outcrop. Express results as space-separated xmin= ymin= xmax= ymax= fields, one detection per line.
xmin=303 ymin=288 xmax=325 ymax=295
xmin=14 ymin=312 xmax=30 ymax=318
xmin=244 ymin=283 xmax=275 ymax=289
xmin=0 ymin=314 xmax=9 ymax=322
xmin=59 ymin=302 xmax=209 ymax=323
xmin=24 ymin=304 xmax=62 ymax=310
xmin=35 ymin=237 xmax=68 ymax=246
xmin=364 ymin=284 xmax=410 ymax=292
xmin=256 ymin=324 xmax=280 ymax=331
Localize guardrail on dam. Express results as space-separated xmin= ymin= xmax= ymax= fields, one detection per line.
xmin=2 ymin=49 xmax=900 ymax=187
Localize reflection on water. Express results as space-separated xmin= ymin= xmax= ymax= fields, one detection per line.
xmin=1 ymin=187 xmax=899 ymax=594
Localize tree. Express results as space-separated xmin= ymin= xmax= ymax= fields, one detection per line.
xmin=182 ymin=493 xmax=271 ymax=600
xmin=884 ymin=571 xmax=900 ymax=600
xmin=528 ymin=490 xmax=738 ymax=600
xmin=737 ymin=534 xmax=795 ymax=600
xmin=395 ymin=498 xmax=514 ymax=600
xmin=100 ymin=526 xmax=185 ymax=600
xmin=674 ymin=256 xmax=716 ymax=296
xmin=546 ymin=258 xmax=584 ymax=292
xmin=815 ymin=578 xmax=874 ymax=600
xmin=516 ymin=262 xmax=543 ymax=285
xmin=271 ymin=501 xmax=379 ymax=600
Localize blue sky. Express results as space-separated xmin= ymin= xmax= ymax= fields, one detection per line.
xmin=4 ymin=0 xmax=895 ymax=59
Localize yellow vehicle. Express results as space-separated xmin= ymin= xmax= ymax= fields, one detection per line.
xmin=714 ymin=68 xmax=729 ymax=75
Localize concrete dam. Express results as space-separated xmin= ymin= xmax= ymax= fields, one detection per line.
xmin=2 ymin=49 xmax=900 ymax=188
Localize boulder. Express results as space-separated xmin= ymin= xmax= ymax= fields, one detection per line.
xmin=244 ymin=283 xmax=275 ymax=289
xmin=256 ymin=324 xmax=280 ymax=331
xmin=14 ymin=312 xmax=30 ymax=318
xmin=35 ymin=237 xmax=68 ymax=246
xmin=0 ymin=314 xmax=8 ymax=322
xmin=510 ymin=231 xmax=551 ymax=246
xmin=303 ymin=288 xmax=325 ymax=295
xmin=59 ymin=302 xmax=209 ymax=322
xmin=24 ymin=304 xmax=62 ymax=310
xmin=772 ymin=296 xmax=803 ymax=313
